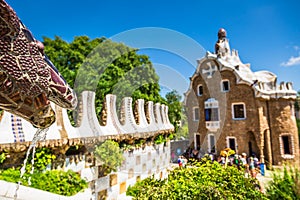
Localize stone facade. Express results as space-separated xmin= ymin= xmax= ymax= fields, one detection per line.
xmin=184 ymin=29 xmax=299 ymax=166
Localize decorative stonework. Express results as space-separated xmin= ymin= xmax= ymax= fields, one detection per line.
xmin=0 ymin=91 xmax=174 ymax=150
xmin=11 ymin=115 xmax=25 ymax=142
xmin=202 ymin=61 xmax=218 ymax=79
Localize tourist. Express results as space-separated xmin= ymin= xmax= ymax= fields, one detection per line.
xmin=178 ymin=156 xmax=183 ymax=167
xmin=191 ymin=149 xmax=199 ymax=161
xmin=241 ymin=153 xmax=247 ymax=166
xmin=253 ymin=154 xmax=259 ymax=168
xmin=233 ymin=154 xmax=240 ymax=168
xmin=181 ymin=156 xmax=188 ymax=167
xmin=249 ymin=157 xmax=257 ymax=178
xmin=219 ymin=156 xmax=225 ymax=165
xmin=240 ymin=153 xmax=249 ymax=177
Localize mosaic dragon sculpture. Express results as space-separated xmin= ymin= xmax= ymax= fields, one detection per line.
xmin=0 ymin=0 xmax=77 ymax=128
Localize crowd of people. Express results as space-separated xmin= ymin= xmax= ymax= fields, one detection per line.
xmin=180 ymin=148 xmax=263 ymax=178
xmin=218 ymin=152 xmax=261 ymax=178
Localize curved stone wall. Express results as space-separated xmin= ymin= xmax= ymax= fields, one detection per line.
xmin=0 ymin=91 xmax=174 ymax=146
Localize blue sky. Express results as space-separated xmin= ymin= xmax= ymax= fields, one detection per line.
xmin=6 ymin=0 xmax=300 ymax=97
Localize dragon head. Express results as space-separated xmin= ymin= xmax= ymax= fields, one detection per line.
xmin=0 ymin=0 xmax=77 ymax=128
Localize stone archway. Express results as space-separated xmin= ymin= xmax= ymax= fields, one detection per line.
xmin=247 ymin=131 xmax=259 ymax=157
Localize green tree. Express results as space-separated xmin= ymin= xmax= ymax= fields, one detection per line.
xmin=175 ymin=107 xmax=189 ymax=139
xmin=43 ymin=36 xmax=105 ymax=88
xmin=94 ymin=140 xmax=124 ymax=177
xmin=43 ymin=36 xmax=164 ymax=123
xmin=165 ymin=90 xmax=183 ymax=133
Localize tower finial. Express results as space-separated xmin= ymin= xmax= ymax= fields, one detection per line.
xmin=215 ymin=28 xmax=230 ymax=56
xmin=218 ymin=28 xmax=227 ymax=39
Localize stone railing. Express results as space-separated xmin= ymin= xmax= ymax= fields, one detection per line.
xmin=0 ymin=91 xmax=174 ymax=150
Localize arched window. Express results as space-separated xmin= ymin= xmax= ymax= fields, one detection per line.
xmin=221 ymin=79 xmax=230 ymax=92
xmin=193 ymin=107 xmax=199 ymax=121
xmin=197 ymin=84 xmax=203 ymax=96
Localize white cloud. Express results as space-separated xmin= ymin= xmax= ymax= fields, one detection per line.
xmin=281 ymin=55 xmax=300 ymax=67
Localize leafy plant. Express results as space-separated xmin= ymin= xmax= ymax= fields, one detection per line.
xmin=167 ymin=133 xmax=174 ymax=141
xmin=0 ymin=169 xmax=87 ymax=196
xmin=154 ymin=134 xmax=166 ymax=145
xmin=0 ymin=168 xmax=20 ymax=183
xmin=127 ymin=160 xmax=267 ymax=199
xmin=94 ymin=140 xmax=124 ymax=176
xmin=266 ymin=166 xmax=300 ymax=199
xmin=0 ymin=152 xmax=7 ymax=164
xmin=134 ymin=139 xmax=145 ymax=148
xmin=120 ymin=142 xmax=134 ymax=152
xmin=26 ymin=147 xmax=56 ymax=172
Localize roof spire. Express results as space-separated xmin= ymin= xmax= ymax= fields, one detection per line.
xmin=215 ymin=28 xmax=230 ymax=57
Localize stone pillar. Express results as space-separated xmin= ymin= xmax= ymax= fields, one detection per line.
xmin=264 ymin=129 xmax=273 ymax=168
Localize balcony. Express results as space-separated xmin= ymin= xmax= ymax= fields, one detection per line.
xmin=205 ymin=121 xmax=220 ymax=131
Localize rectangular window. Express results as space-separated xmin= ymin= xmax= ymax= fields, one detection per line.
xmin=222 ymin=80 xmax=230 ymax=92
xmin=195 ymin=134 xmax=201 ymax=150
xmin=282 ymin=136 xmax=291 ymax=154
xmin=209 ymin=134 xmax=215 ymax=153
xmin=197 ymin=85 xmax=203 ymax=96
xmin=205 ymin=108 xmax=219 ymax=121
xmin=193 ymin=107 xmax=199 ymax=121
xmin=205 ymin=98 xmax=220 ymax=131
xmin=229 ymin=138 xmax=236 ymax=151
xmin=232 ymin=103 xmax=246 ymax=119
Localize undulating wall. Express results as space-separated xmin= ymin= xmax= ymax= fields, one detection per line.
xmin=0 ymin=91 xmax=174 ymax=199
xmin=0 ymin=91 xmax=174 ymax=147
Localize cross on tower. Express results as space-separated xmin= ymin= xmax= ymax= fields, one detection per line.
xmin=202 ymin=62 xmax=217 ymax=78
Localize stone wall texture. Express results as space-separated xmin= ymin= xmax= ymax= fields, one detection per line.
xmin=185 ymin=58 xmax=299 ymax=166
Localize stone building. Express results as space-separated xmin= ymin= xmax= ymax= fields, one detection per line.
xmin=184 ymin=28 xmax=299 ymax=166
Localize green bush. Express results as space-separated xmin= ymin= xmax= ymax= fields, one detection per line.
xmin=0 ymin=169 xmax=87 ymax=196
xmin=27 ymin=147 xmax=56 ymax=172
xmin=94 ymin=140 xmax=124 ymax=176
xmin=0 ymin=168 xmax=21 ymax=183
xmin=266 ymin=167 xmax=300 ymax=200
xmin=127 ymin=161 xmax=267 ymax=199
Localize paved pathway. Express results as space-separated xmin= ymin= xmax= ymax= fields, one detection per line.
xmin=256 ymin=170 xmax=273 ymax=193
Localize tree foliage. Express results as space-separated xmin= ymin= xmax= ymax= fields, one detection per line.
xmin=43 ymin=36 xmax=164 ymax=123
xmin=165 ymin=90 xmax=183 ymax=133
xmin=94 ymin=140 xmax=124 ymax=177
